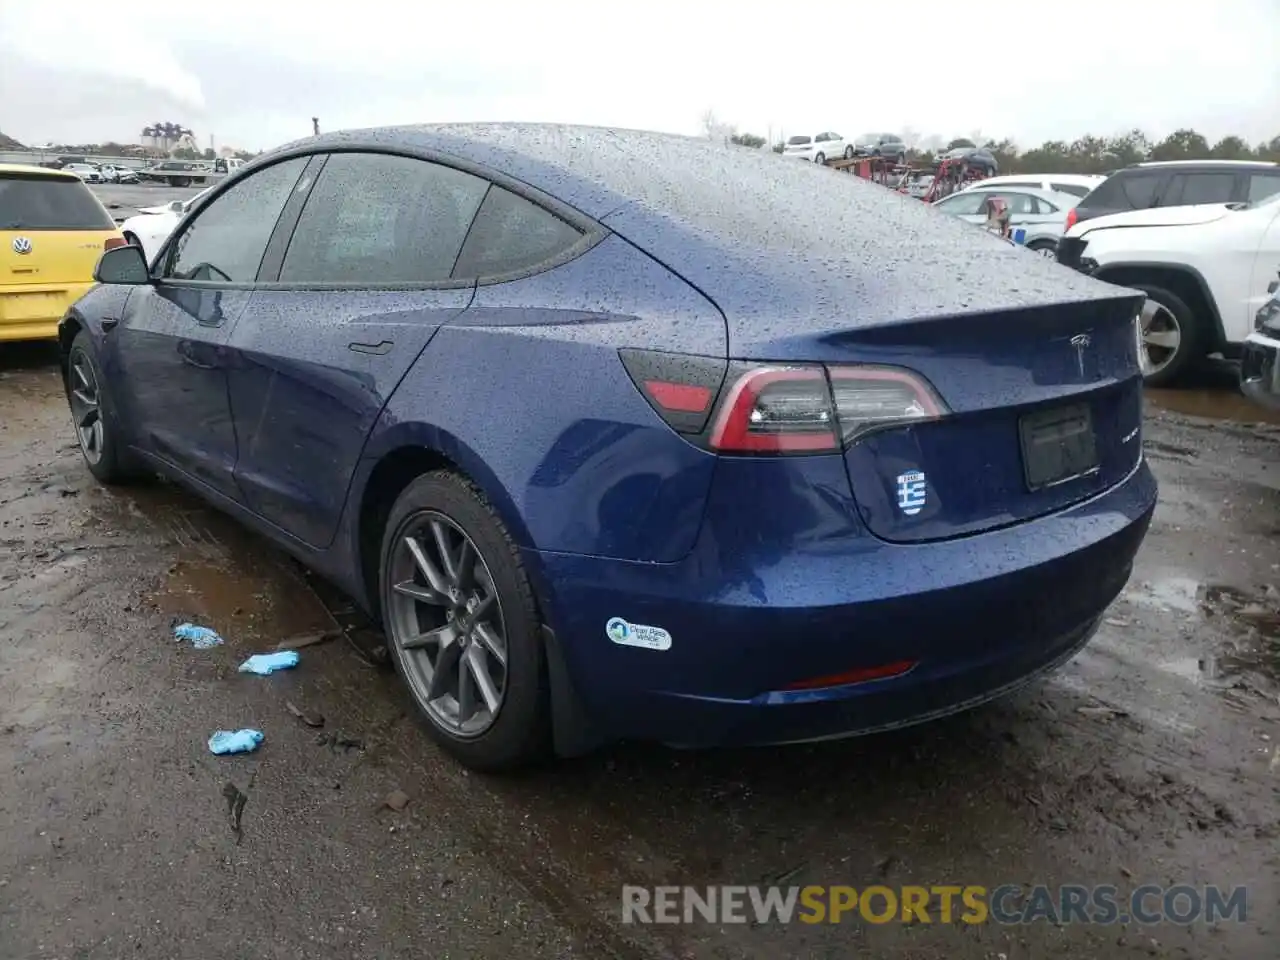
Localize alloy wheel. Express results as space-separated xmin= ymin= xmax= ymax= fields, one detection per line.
xmin=1034 ymin=245 xmax=1057 ymax=259
xmin=1139 ymin=299 xmax=1181 ymax=376
xmin=385 ymin=511 xmax=509 ymax=737
xmin=68 ymin=351 xmax=105 ymax=465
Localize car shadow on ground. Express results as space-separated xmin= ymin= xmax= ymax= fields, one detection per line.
xmin=0 ymin=341 xmax=60 ymax=373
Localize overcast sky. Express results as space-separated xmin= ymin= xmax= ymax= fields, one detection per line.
xmin=1 ymin=1 xmax=1277 ymax=153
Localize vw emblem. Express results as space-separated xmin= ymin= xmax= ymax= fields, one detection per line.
xmin=1069 ymin=332 xmax=1092 ymax=378
xmin=11 ymin=236 xmax=32 ymax=255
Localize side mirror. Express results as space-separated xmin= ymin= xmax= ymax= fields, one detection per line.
xmin=95 ymin=244 xmax=151 ymax=285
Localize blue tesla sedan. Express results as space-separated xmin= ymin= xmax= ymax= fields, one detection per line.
xmin=60 ymin=124 xmax=1156 ymax=770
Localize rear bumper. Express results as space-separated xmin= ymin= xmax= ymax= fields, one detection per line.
xmin=0 ymin=282 xmax=94 ymax=341
xmin=530 ymin=457 xmax=1157 ymax=749
xmin=1240 ymin=332 xmax=1280 ymax=409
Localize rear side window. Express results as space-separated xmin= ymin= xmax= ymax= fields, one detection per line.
xmin=1049 ymin=182 xmax=1091 ymax=197
xmin=1248 ymin=173 xmax=1280 ymax=203
xmin=168 ymin=157 xmax=308 ymax=283
xmin=453 ymin=187 xmax=584 ymax=280
xmin=934 ymin=192 xmax=987 ymax=215
xmin=787 ymin=136 xmax=811 ymax=146
xmin=1081 ymin=171 xmax=1160 ymax=211
xmin=279 ymin=153 xmax=488 ymax=284
xmin=1162 ymin=172 xmax=1236 ymax=206
xmin=0 ymin=174 xmax=114 ymax=230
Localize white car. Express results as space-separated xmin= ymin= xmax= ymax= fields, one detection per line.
xmin=98 ymin=164 xmax=139 ymax=184
xmin=959 ymin=173 xmax=1105 ymax=199
xmin=1056 ymin=192 xmax=1280 ymax=385
xmin=63 ymin=163 xmax=103 ymax=184
xmin=781 ymin=132 xmax=852 ymax=164
xmin=933 ymin=186 xmax=1080 ymax=257
xmin=119 ymin=187 xmax=213 ymax=261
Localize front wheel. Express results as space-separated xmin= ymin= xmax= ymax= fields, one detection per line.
xmin=814 ymin=152 xmax=826 ymax=165
xmin=66 ymin=330 xmax=139 ymax=485
xmin=379 ymin=471 xmax=550 ymax=771
xmin=1131 ymin=285 xmax=1203 ymax=387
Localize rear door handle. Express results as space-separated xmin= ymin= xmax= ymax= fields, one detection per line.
xmin=101 ymin=317 xmax=119 ymax=332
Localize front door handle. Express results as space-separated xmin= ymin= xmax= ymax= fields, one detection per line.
xmin=177 ymin=340 xmax=217 ymax=370
xmin=101 ymin=317 xmax=119 ymax=332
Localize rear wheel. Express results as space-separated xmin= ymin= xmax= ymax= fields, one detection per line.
xmin=66 ymin=330 xmax=138 ymax=485
xmin=379 ymin=471 xmax=549 ymax=771
xmin=1027 ymin=239 xmax=1057 ymax=258
xmin=843 ymin=145 xmax=854 ymax=159
xmin=814 ymin=152 xmax=826 ymax=165
xmin=1130 ymin=284 xmax=1203 ymax=386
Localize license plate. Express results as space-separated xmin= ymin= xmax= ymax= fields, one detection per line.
xmin=0 ymin=293 xmax=61 ymax=322
xmin=1019 ymin=402 xmax=1099 ymax=490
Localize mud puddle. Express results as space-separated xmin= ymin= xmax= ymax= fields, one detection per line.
xmin=1146 ymin=385 xmax=1280 ymax=426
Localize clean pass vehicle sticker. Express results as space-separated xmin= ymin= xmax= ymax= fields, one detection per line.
xmin=896 ymin=470 xmax=927 ymax=516
xmin=606 ymin=617 xmax=672 ymax=651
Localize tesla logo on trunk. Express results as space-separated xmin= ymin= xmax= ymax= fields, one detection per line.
xmin=11 ymin=236 xmax=32 ymax=254
xmin=1069 ymin=333 xmax=1092 ymax=378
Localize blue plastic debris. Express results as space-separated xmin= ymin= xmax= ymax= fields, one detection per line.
xmin=174 ymin=623 xmax=224 ymax=649
xmin=238 ymin=651 xmax=300 ymax=675
xmin=208 ymin=729 xmax=264 ymax=755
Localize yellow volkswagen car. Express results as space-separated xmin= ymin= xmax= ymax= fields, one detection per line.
xmin=0 ymin=163 xmax=126 ymax=342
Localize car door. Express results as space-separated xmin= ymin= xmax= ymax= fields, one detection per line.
xmin=224 ymin=151 xmax=490 ymax=548
xmin=114 ymin=155 xmax=311 ymax=501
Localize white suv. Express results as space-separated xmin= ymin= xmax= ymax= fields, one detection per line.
xmin=960 ymin=173 xmax=1105 ymax=198
xmin=781 ymin=132 xmax=851 ymax=164
xmin=1056 ymin=192 xmax=1280 ymax=386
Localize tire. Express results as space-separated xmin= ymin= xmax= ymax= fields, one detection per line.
xmin=1027 ymin=239 xmax=1057 ymax=258
xmin=814 ymin=152 xmax=826 ymax=165
xmin=1129 ymin=284 xmax=1204 ymax=387
xmin=65 ymin=330 xmax=140 ymax=485
xmin=843 ymin=145 xmax=854 ymax=159
xmin=379 ymin=470 xmax=549 ymax=771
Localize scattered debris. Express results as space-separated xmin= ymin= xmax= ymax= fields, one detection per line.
xmin=316 ymin=731 xmax=365 ymax=753
xmin=384 ymin=790 xmax=411 ymax=812
xmin=222 ymin=782 xmax=248 ymax=841
xmin=238 ymin=651 xmax=300 ymax=675
xmin=1076 ymin=705 xmax=1130 ymax=720
xmin=208 ymin=729 xmax=264 ymax=755
xmin=174 ymin=622 xmax=224 ymax=649
xmin=285 ymin=699 xmax=325 ymax=728
xmin=275 ymin=631 xmax=339 ymax=651
xmin=1104 ymin=617 xmax=1131 ymax=628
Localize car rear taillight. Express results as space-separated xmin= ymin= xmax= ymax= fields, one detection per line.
xmin=620 ymin=350 xmax=947 ymax=455
xmin=1064 ymin=208 xmax=1078 ymax=231
xmin=104 ymin=236 xmax=126 ymax=251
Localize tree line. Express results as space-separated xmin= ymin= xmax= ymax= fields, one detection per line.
xmin=726 ymin=129 xmax=1280 ymax=173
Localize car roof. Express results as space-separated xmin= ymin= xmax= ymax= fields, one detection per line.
xmin=1131 ymin=159 xmax=1278 ymax=169
xmin=0 ymin=162 xmax=78 ymax=179
xmin=953 ymin=185 xmax=1073 ymax=200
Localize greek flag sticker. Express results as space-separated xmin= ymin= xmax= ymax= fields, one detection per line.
xmin=896 ymin=470 xmax=927 ymax=516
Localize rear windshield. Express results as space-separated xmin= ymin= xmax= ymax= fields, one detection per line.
xmin=0 ymin=173 xmax=114 ymax=230
xmin=786 ymin=136 xmax=811 ymax=145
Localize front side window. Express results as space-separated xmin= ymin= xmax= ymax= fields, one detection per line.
xmin=279 ymin=153 xmax=489 ymax=285
xmin=1163 ymin=172 xmax=1236 ymax=206
xmin=452 ymin=186 xmax=584 ymax=280
xmin=166 ymin=156 xmax=308 ymax=283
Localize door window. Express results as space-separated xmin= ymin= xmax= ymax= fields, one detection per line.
xmin=1049 ymin=182 xmax=1091 ymax=197
xmin=278 ymin=153 xmax=488 ymax=284
xmin=452 ymin=186 xmax=584 ymax=280
xmin=934 ymin=192 xmax=988 ymax=215
xmin=166 ymin=157 xmax=307 ymax=283
xmin=1081 ymin=171 xmax=1160 ymax=212
xmin=1248 ymin=173 xmax=1280 ymax=204
xmin=1161 ymin=172 xmax=1236 ymax=206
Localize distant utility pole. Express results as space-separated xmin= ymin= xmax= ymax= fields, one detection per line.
xmin=312 ymin=117 xmax=320 ymax=136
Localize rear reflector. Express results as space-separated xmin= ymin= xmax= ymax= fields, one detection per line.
xmin=646 ymin=380 xmax=713 ymax=414
xmin=618 ymin=348 xmax=726 ymax=434
xmin=104 ymin=236 xmax=127 ymax=251
xmin=783 ymin=659 xmax=918 ymax=691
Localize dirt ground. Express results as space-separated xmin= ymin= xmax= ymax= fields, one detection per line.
xmin=0 ymin=343 xmax=1276 ymax=959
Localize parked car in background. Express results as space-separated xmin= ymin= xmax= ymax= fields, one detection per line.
xmin=1065 ymin=160 xmax=1280 ymax=231
xmin=782 ymin=132 xmax=851 ymax=164
xmin=137 ymin=160 xmax=208 ymax=187
xmin=960 ymin=173 xmax=1104 ymax=198
xmin=1241 ymin=282 xmax=1280 ymax=410
xmin=852 ymin=133 xmax=907 ymax=163
xmin=0 ymin=163 xmax=126 ymax=341
xmin=98 ymin=164 xmax=139 ymax=184
xmin=933 ymin=185 xmax=1078 ymax=257
xmin=64 ymin=124 xmax=1155 ymax=771
xmin=940 ymin=146 xmax=998 ymax=175
xmin=899 ymin=170 xmax=935 ymax=199
xmin=63 ymin=163 xmax=103 ymax=184
xmin=1058 ymin=190 xmax=1280 ymax=385
xmin=118 ymin=186 xmax=212 ymax=261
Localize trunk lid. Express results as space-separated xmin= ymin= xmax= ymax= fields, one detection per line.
xmin=834 ymin=297 xmax=1145 ymax=543
xmin=0 ymin=228 xmax=117 ymax=285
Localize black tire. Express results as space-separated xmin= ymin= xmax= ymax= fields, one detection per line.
xmin=1027 ymin=239 xmax=1058 ymax=258
xmin=843 ymin=145 xmax=854 ymax=159
xmin=65 ymin=330 xmax=141 ymax=485
xmin=1129 ymin=283 xmax=1204 ymax=387
xmin=814 ymin=152 xmax=826 ymax=165
xmin=379 ymin=470 xmax=550 ymax=771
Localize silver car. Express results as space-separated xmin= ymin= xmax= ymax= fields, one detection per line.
xmin=931 ymin=185 xmax=1079 ymax=257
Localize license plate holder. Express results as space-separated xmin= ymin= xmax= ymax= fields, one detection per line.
xmin=1019 ymin=402 xmax=1099 ymax=491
